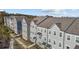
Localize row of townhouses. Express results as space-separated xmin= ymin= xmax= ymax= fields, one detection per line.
xmin=4 ymin=13 xmax=79 ymax=49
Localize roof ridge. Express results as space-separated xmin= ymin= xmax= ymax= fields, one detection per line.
xmin=37 ymin=16 xmax=49 ymax=25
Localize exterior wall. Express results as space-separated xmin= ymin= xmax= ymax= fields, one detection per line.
xmin=64 ymin=33 xmax=76 ymax=49
xmin=48 ymin=24 xmax=63 ymax=49
xmin=75 ymin=35 xmax=79 ymax=47
xmin=36 ymin=27 xmax=48 ymax=48
xmin=9 ymin=16 xmax=15 ymax=31
xmin=4 ymin=16 xmax=18 ymax=34
xmin=10 ymin=16 xmax=22 ymax=35
xmin=22 ymin=18 xmax=28 ymax=40
xmin=13 ymin=17 xmax=17 ymax=34
xmin=30 ymin=21 xmax=37 ymax=42
xmin=6 ymin=16 xmax=11 ymax=28
xmin=4 ymin=17 xmax=7 ymax=26
xmin=4 ymin=16 xmax=11 ymax=28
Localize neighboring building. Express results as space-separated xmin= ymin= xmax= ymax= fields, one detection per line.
xmin=4 ymin=14 xmax=24 ymax=35
xmin=22 ymin=15 xmax=36 ymax=41
xmin=46 ymin=17 xmax=79 ymax=49
xmin=22 ymin=17 xmax=28 ymax=40
xmin=30 ymin=16 xmax=79 ymax=49
xmin=30 ymin=21 xmax=37 ymax=42
xmin=35 ymin=17 xmax=63 ymax=49
xmin=30 ymin=16 xmax=49 ymax=48
xmin=22 ymin=16 xmax=31 ymax=40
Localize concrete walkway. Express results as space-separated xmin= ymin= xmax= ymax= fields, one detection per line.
xmin=15 ymin=38 xmax=28 ymax=49
xmin=27 ymin=43 xmax=36 ymax=48
xmin=9 ymin=33 xmax=38 ymax=49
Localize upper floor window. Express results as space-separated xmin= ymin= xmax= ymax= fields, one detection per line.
xmin=60 ymin=32 xmax=62 ymax=37
xmin=49 ymin=39 xmax=51 ymax=42
xmin=41 ymin=29 xmax=42 ymax=32
xmin=11 ymin=18 xmax=13 ymax=20
xmin=59 ymin=43 xmax=61 ymax=47
xmin=49 ymin=31 xmax=51 ymax=34
xmin=54 ymin=31 xmax=56 ymax=35
xmin=44 ymin=37 xmax=46 ymax=41
xmin=44 ymin=30 xmax=46 ymax=33
xmin=76 ymin=37 xmax=79 ymax=43
xmin=67 ymin=35 xmax=70 ymax=40
xmin=32 ymin=26 xmax=34 ymax=28
xmin=54 ymin=41 xmax=56 ymax=45
xmin=38 ymin=28 xmax=39 ymax=31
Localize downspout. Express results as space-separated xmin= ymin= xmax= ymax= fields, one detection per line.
xmin=45 ymin=29 xmax=48 ymax=49
xmin=46 ymin=29 xmax=48 ymax=49
xmin=27 ymin=22 xmax=30 ymax=40
xmin=63 ymin=31 xmax=65 ymax=49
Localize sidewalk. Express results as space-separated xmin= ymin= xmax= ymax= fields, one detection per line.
xmin=15 ymin=38 xmax=28 ymax=48
xmin=10 ymin=33 xmax=41 ymax=49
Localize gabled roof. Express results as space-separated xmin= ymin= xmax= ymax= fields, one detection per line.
xmin=33 ymin=16 xmax=46 ymax=25
xmin=37 ymin=17 xmax=55 ymax=28
xmin=34 ymin=16 xmax=79 ymax=35
xmin=15 ymin=16 xmax=25 ymax=21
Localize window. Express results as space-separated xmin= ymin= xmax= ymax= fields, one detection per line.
xmin=46 ymin=44 xmax=52 ymax=49
xmin=38 ymin=28 xmax=39 ymax=31
xmin=49 ymin=31 xmax=51 ymax=34
xmin=54 ymin=41 xmax=56 ymax=45
xmin=32 ymin=26 xmax=34 ymax=28
xmin=59 ymin=43 xmax=61 ymax=47
xmin=67 ymin=36 xmax=70 ymax=40
xmin=54 ymin=31 xmax=56 ymax=35
xmin=49 ymin=39 xmax=51 ymax=42
xmin=44 ymin=30 xmax=46 ymax=32
xmin=66 ymin=46 xmax=70 ymax=49
xmin=32 ymin=32 xmax=34 ymax=34
xmin=60 ymin=32 xmax=62 ymax=37
xmin=41 ymin=29 xmax=42 ymax=32
xmin=11 ymin=18 xmax=13 ymax=20
xmin=35 ymin=33 xmax=36 ymax=35
xmin=44 ymin=37 xmax=46 ymax=41
xmin=76 ymin=37 xmax=79 ymax=43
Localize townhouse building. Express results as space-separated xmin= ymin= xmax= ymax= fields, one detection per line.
xmin=3 ymin=13 xmax=79 ymax=49
xmin=30 ymin=16 xmax=79 ymax=49
xmin=22 ymin=15 xmax=36 ymax=41
xmin=4 ymin=14 xmax=24 ymax=35
xmin=30 ymin=16 xmax=48 ymax=48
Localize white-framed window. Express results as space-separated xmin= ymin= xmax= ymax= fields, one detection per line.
xmin=41 ymin=29 xmax=42 ymax=32
xmin=59 ymin=43 xmax=61 ymax=47
xmin=49 ymin=31 xmax=51 ymax=34
xmin=54 ymin=31 xmax=56 ymax=35
xmin=76 ymin=37 xmax=79 ymax=43
xmin=44 ymin=30 xmax=46 ymax=33
xmin=31 ymin=25 xmax=34 ymax=28
xmin=60 ymin=32 xmax=62 ymax=37
xmin=38 ymin=28 xmax=39 ymax=31
xmin=44 ymin=37 xmax=46 ymax=41
xmin=67 ymin=35 xmax=70 ymax=40
xmin=49 ymin=39 xmax=51 ymax=42
xmin=54 ymin=41 xmax=56 ymax=45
